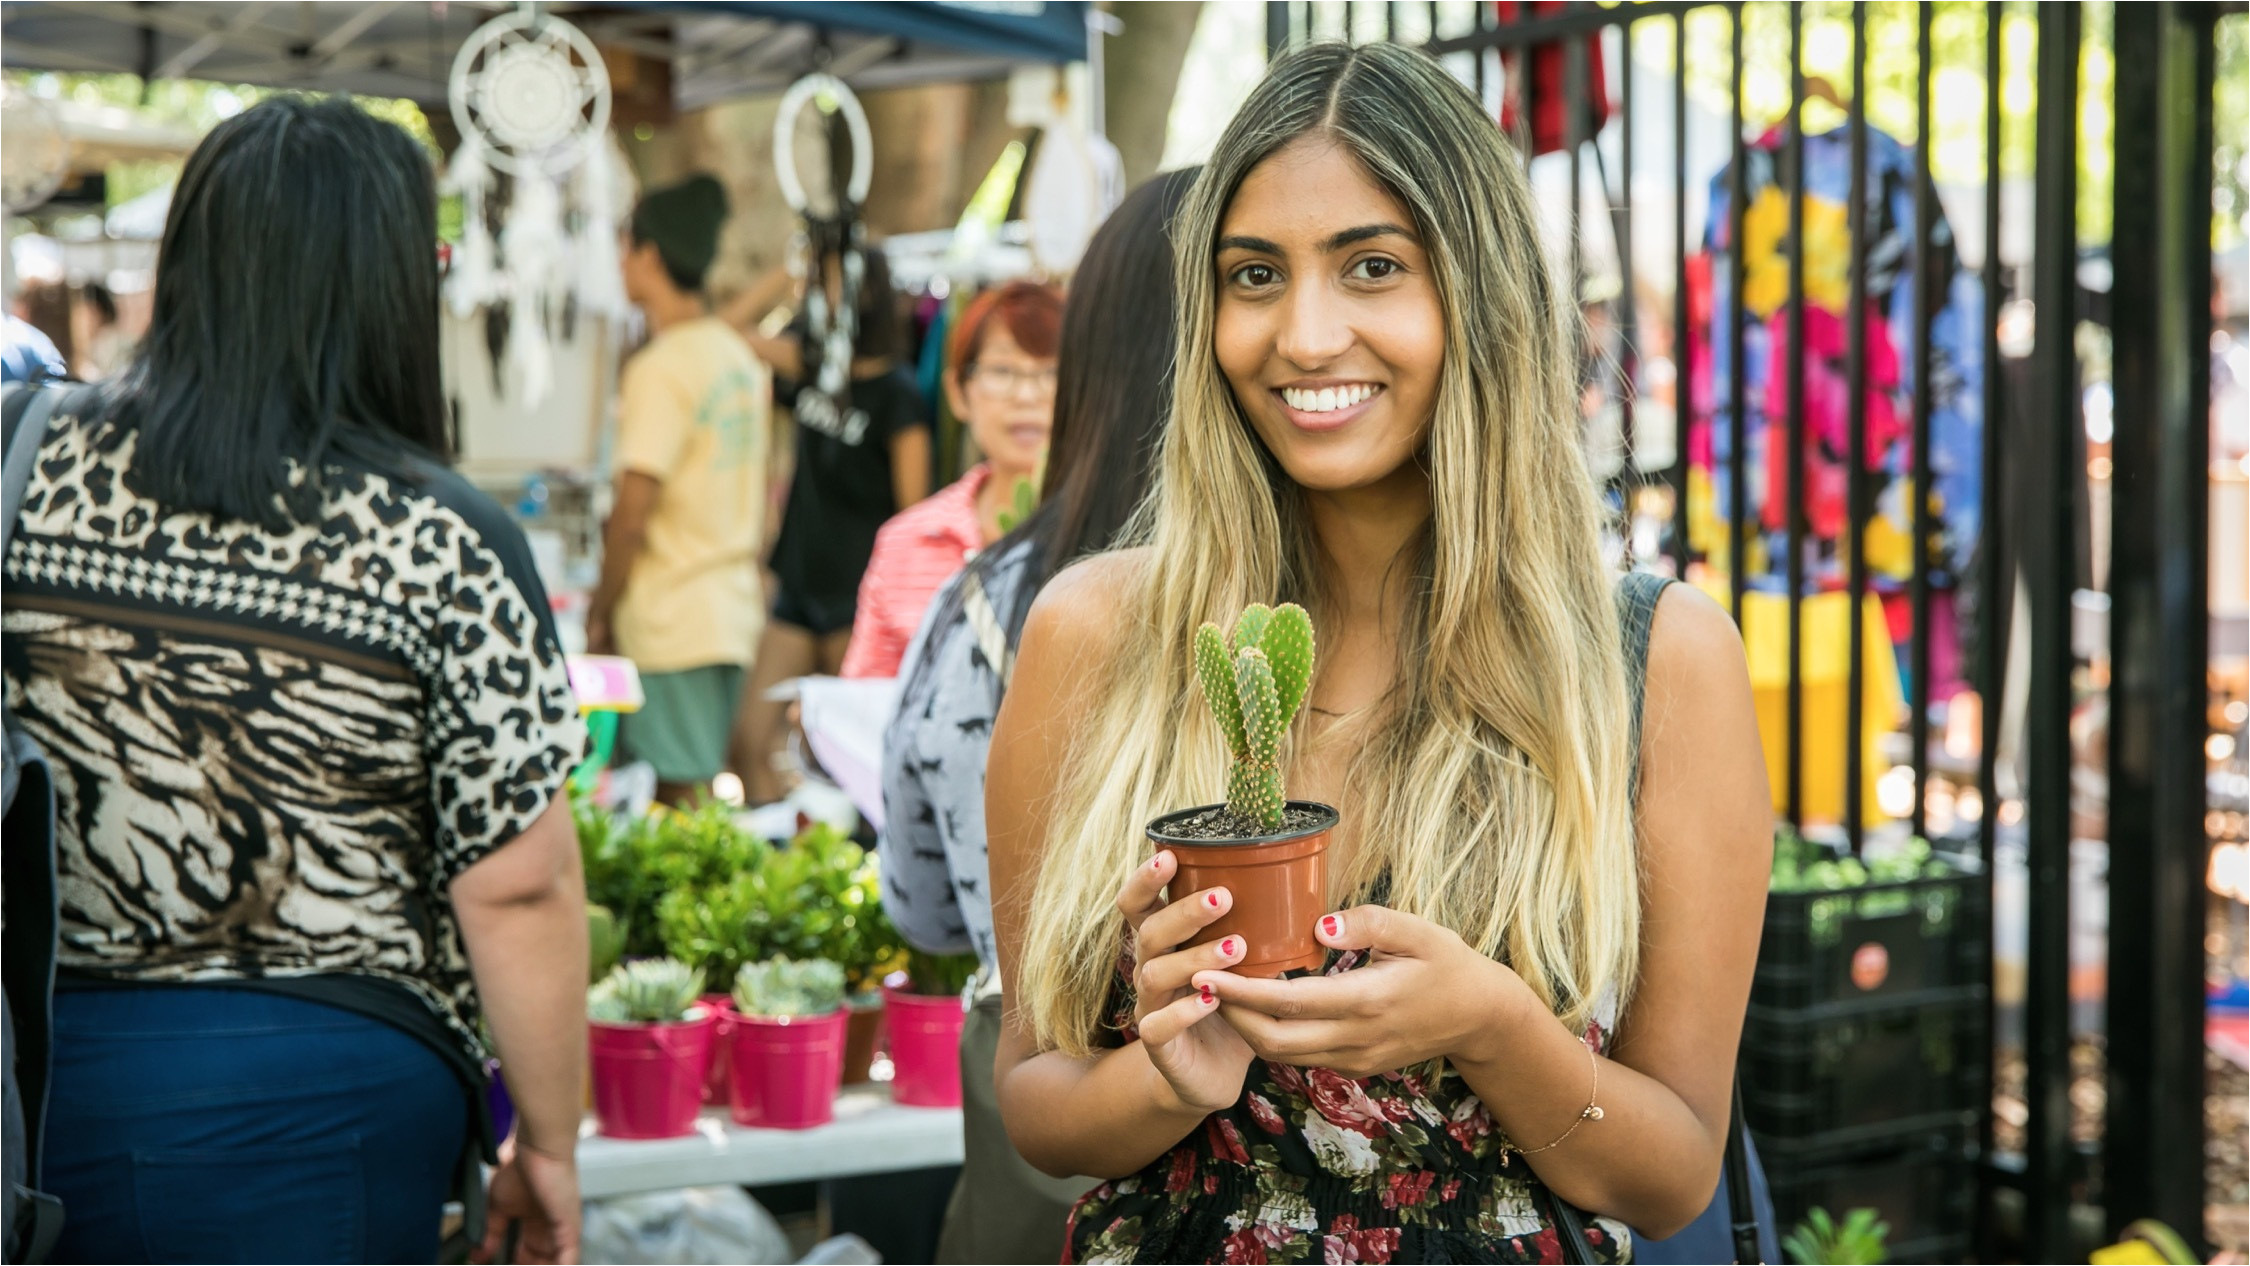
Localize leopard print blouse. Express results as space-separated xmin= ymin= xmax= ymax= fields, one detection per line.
xmin=1 ymin=408 xmax=586 ymax=1067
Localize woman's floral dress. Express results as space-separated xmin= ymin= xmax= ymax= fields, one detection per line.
xmin=1064 ymin=574 xmax=1670 ymax=1265
xmin=1064 ymin=949 xmax=1629 ymax=1265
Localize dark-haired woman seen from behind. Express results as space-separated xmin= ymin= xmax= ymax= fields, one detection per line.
xmin=1 ymin=97 xmax=588 ymax=1263
xmin=880 ymin=168 xmax=1199 ymax=1264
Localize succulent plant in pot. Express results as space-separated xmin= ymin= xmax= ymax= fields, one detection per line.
xmin=728 ymin=956 xmax=851 ymax=1129
xmin=1146 ymin=603 xmax=1338 ymax=977
xmin=586 ymin=958 xmax=719 ymax=1139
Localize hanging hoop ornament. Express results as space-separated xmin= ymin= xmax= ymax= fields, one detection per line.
xmin=2 ymin=87 xmax=69 ymax=214
xmin=771 ymin=73 xmax=873 ymax=216
xmin=449 ymin=7 xmax=610 ymax=177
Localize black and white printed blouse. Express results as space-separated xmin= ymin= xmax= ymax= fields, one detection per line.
xmin=1 ymin=406 xmax=587 ymax=1077
xmin=877 ymin=540 xmax=1036 ymax=971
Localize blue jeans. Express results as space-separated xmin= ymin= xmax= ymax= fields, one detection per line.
xmin=46 ymin=986 xmax=470 ymax=1264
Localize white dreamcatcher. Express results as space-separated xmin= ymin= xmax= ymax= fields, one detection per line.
xmin=442 ymin=6 xmax=624 ymax=408
xmin=773 ymin=72 xmax=874 ymax=404
xmin=2 ymin=86 xmax=71 ymax=214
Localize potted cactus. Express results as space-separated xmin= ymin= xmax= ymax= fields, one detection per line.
xmin=729 ymin=956 xmax=850 ymax=1129
xmin=882 ymin=950 xmax=980 ymax=1109
xmin=1145 ymin=603 xmax=1337 ymax=977
xmin=587 ymin=958 xmax=717 ymax=1139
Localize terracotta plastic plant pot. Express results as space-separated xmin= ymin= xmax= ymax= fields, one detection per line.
xmin=842 ymin=997 xmax=885 ymax=1085
xmin=729 ymin=1009 xmax=848 ymax=1130
xmin=700 ymin=994 xmax=736 ymax=1105
xmin=882 ymin=986 xmax=966 ymax=1108
xmin=588 ymin=1009 xmax=718 ymax=1140
xmin=1149 ymin=800 xmax=1339 ymax=978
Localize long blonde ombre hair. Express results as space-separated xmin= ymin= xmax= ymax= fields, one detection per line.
xmin=1017 ymin=42 xmax=1639 ymax=1058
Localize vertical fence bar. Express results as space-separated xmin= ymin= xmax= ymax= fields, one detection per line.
xmin=2104 ymin=1 xmax=2220 ymax=1247
xmin=1268 ymin=1 xmax=1292 ymax=58
xmin=1785 ymin=1 xmax=1807 ymax=832
xmin=1728 ymin=2 xmax=1749 ymax=626
xmin=1845 ymin=2 xmax=1870 ymax=856
xmin=1387 ymin=0 xmax=1398 ymax=43
xmin=1910 ymin=1 xmax=1936 ymax=840
xmin=1669 ymin=12 xmax=1692 ymax=575
xmin=1976 ymin=0 xmax=2005 ymax=1189
xmin=2023 ymin=3 xmax=2081 ymax=1257
xmin=1474 ymin=0 xmax=1489 ymax=100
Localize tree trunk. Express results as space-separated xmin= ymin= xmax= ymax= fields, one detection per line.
xmin=1101 ymin=0 xmax=1204 ymax=187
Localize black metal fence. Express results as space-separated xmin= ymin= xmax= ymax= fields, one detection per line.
xmin=1264 ymin=2 xmax=2241 ymax=1260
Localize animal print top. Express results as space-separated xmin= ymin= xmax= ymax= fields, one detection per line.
xmin=0 ymin=406 xmax=586 ymax=1069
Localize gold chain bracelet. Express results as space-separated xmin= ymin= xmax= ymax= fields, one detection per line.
xmin=1502 ymin=1040 xmax=1604 ymax=1160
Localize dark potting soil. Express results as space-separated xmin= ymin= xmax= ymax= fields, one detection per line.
xmin=1162 ymin=804 xmax=1327 ymax=842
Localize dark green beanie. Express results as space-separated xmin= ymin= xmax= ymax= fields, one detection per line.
xmin=631 ymin=174 xmax=729 ymax=290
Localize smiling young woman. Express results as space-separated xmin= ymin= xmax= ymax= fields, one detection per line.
xmin=984 ymin=41 xmax=1772 ymax=1266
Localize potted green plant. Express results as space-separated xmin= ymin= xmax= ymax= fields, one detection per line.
xmin=587 ymin=958 xmax=716 ymax=1139
xmin=743 ymin=822 xmax=905 ymax=1082
xmin=882 ymin=949 xmax=979 ymax=1108
xmin=1145 ymin=603 xmax=1336 ymax=977
xmin=729 ymin=956 xmax=850 ymax=1129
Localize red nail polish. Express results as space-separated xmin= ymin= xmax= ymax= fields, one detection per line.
xmin=1221 ymin=938 xmax=1237 ymax=957
xmin=1322 ymin=915 xmax=1341 ymax=938
xmin=1199 ymin=985 xmax=1215 ymax=1004
xmin=1206 ymin=892 xmax=1221 ymax=908
xmin=1150 ymin=855 xmax=1162 ymax=870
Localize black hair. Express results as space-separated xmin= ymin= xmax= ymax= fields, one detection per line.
xmin=81 ymin=281 xmax=117 ymax=326
xmin=104 ymin=95 xmax=446 ymax=530
xmin=852 ymin=249 xmax=902 ymax=364
xmin=629 ymin=224 xmax=708 ymax=293
xmin=629 ymin=175 xmax=729 ymax=294
xmin=901 ymin=167 xmax=1197 ymax=700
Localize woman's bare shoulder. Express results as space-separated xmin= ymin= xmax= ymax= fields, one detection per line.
xmin=1018 ymin=547 xmax=1152 ymax=658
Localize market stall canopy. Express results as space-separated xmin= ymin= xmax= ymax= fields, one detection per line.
xmin=0 ymin=2 xmax=1090 ymax=107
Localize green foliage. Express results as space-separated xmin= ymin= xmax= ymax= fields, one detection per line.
xmin=741 ymin=822 xmax=906 ymax=995
xmin=579 ymin=792 xmax=769 ymax=980
xmin=1783 ymin=1206 xmax=1889 ymax=1265
xmin=587 ymin=904 xmax=627 ymax=984
xmin=904 ymin=948 xmax=980 ymax=998
xmin=1194 ymin=603 xmax=1317 ymax=832
xmin=655 ymin=879 xmax=761 ymax=999
xmin=733 ymin=956 xmax=847 ymax=1018
xmin=1771 ymin=829 xmax=1964 ymax=946
xmin=589 ymin=958 xmax=704 ymax=1025
xmin=576 ymin=792 xmax=904 ymax=1001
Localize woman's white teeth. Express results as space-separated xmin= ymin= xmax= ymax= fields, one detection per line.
xmin=1282 ymin=384 xmax=1379 ymax=413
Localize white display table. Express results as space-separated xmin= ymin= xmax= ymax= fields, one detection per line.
xmin=575 ymin=1085 xmax=965 ymax=1199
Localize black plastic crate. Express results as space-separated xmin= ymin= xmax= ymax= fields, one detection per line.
xmin=1757 ymin=854 xmax=1989 ymax=1011
xmin=1741 ymin=986 xmax=1987 ymax=1139
xmin=1758 ymin=1123 xmax=1976 ymax=1256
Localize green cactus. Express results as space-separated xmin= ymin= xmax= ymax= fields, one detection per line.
xmin=733 ymin=955 xmax=848 ymax=1018
xmin=587 ymin=903 xmax=628 ymax=984
xmin=588 ymin=958 xmax=704 ymax=1025
xmin=1193 ymin=603 xmax=1317 ymax=832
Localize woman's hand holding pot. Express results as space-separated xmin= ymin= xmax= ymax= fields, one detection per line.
xmin=1192 ymin=904 xmax=1529 ymax=1080
xmin=1119 ymin=849 xmax=1257 ymax=1113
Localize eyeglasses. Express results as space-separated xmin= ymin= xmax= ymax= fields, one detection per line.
xmin=967 ymin=363 xmax=1059 ymax=398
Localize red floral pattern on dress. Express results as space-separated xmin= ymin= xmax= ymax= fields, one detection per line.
xmin=1065 ymin=927 xmax=1628 ymax=1265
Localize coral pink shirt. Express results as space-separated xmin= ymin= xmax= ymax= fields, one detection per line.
xmin=839 ymin=464 xmax=991 ymax=679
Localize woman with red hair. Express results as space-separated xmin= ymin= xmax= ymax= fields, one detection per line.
xmin=840 ymin=280 xmax=1063 ymax=679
